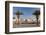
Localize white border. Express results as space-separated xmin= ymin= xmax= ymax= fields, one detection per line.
xmin=9 ymin=3 xmax=44 ymax=32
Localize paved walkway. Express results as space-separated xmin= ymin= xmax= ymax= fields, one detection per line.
xmin=13 ymin=23 xmax=40 ymax=28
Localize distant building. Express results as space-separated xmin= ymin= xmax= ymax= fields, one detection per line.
xmin=13 ymin=16 xmax=40 ymax=24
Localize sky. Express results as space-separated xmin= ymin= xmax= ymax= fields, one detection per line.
xmin=13 ymin=7 xmax=40 ymax=19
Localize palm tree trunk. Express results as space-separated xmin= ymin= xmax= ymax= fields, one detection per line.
xmin=17 ymin=15 xmax=19 ymax=25
xmin=36 ymin=16 xmax=39 ymax=25
xmin=37 ymin=18 xmax=38 ymax=25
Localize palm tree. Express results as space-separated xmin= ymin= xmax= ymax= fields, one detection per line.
xmin=14 ymin=10 xmax=23 ymax=24
xmin=33 ymin=10 xmax=40 ymax=25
